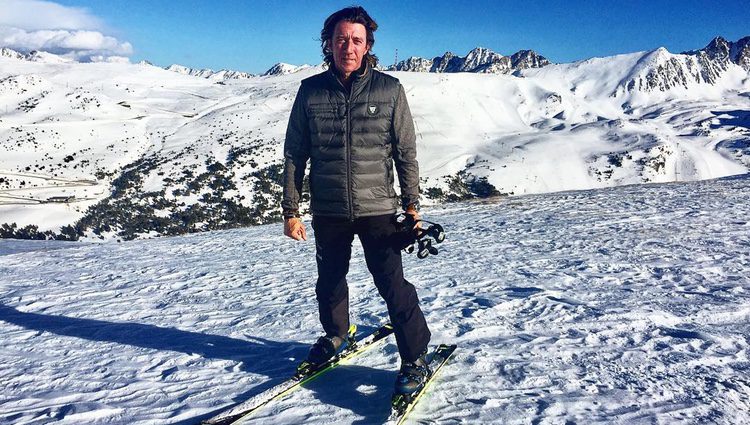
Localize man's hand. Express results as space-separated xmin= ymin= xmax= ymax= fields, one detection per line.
xmin=405 ymin=206 xmax=421 ymax=231
xmin=284 ymin=217 xmax=307 ymax=241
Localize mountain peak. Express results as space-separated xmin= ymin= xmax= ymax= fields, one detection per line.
xmin=703 ymin=36 xmax=730 ymax=59
xmin=262 ymin=62 xmax=310 ymax=76
xmin=729 ymin=36 xmax=750 ymax=70
xmin=618 ymin=35 xmax=750 ymax=94
xmin=1 ymin=47 xmax=25 ymax=60
xmin=510 ymin=50 xmax=551 ymax=69
xmin=165 ymin=63 xmax=254 ymax=80
xmin=708 ymin=36 xmax=729 ymax=46
xmin=695 ymin=36 xmax=750 ymax=71
xmin=26 ymin=50 xmax=72 ymax=63
xmin=462 ymin=47 xmax=506 ymax=72
xmin=166 ymin=64 xmax=192 ymax=74
xmin=466 ymin=47 xmax=494 ymax=55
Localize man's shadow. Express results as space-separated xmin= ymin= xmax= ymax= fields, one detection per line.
xmin=0 ymin=303 xmax=306 ymax=423
xmin=302 ymin=364 xmax=396 ymax=424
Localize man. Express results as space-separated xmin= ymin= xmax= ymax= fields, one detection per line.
xmin=280 ymin=6 xmax=431 ymax=395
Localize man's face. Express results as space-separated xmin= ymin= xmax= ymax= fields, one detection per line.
xmin=330 ymin=20 xmax=370 ymax=78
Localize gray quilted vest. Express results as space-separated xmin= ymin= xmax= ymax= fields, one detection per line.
xmin=301 ymin=65 xmax=401 ymax=218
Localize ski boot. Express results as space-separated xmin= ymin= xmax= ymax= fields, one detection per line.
xmin=394 ymin=352 xmax=432 ymax=395
xmin=392 ymin=352 xmax=432 ymax=411
xmin=295 ymin=325 xmax=356 ymax=377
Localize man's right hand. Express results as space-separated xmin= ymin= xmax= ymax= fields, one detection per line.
xmin=284 ymin=217 xmax=307 ymax=241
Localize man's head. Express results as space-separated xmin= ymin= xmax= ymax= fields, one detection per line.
xmin=321 ymin=6 xmax=379 ymax=79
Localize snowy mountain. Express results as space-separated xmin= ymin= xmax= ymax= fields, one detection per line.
xmin=729 ymin=37 xmax=750 ymax=70
xmin=262 ymin=63 xmax=313 ymax=76
xmin=2 ymin=46 xmax=257 ymax=80
xmin=165 ymin=64 xmax=254 ymax=80
xmin=0 ymin=47 xmax=74 ymax=63
xmin=0 ymin=36 xmax=749 ymax=241
xmin=387 ymin=56 xmax=432 ymax=73
xmin=510 ymin=49 xmax=551 ymax=70
xmin=685 ymin=36 xmax=750 ymax=71
xmin=1 ymin=174 xmax=749 ymax=424
xmin=611 ymin=37 xmax=750 ymax=94
xmin=1 ymin=47 xmax=25 ymax=61
xmin=164 ymin=62 xmax=313 ymax=79
xmin=388 ymin=47 xmax=550 ymax=74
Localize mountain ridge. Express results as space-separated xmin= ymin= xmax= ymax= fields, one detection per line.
xmin=157 ymin=47 xmax=553 ymax=78
xmin=386 ymin=47 xmax=551 ymax=74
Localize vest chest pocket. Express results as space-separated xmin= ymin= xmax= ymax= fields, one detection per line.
xmin=307 ymin=104 xmax=339 ymax=119
xmin=307 ymin=104 xmax=345 ymax=145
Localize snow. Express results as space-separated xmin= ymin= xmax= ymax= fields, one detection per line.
xmin=1 ymin=46 xmax=749 ymax=236
xmin=1 ymin=174 xmax=749 ymax=424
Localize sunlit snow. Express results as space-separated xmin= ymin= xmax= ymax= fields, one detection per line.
xmin=1 ymin=175 xmax=749 ymax=424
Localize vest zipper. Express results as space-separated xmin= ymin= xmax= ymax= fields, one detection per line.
xmin=346 ymin=97 xmax=354 ymax=221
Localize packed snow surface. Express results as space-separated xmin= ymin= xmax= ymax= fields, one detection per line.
xmin=1 ymin=175 xmax=749 ymax=424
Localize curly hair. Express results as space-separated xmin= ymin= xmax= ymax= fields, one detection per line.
xmin=320 ymin=6 xmax=379 ymax=69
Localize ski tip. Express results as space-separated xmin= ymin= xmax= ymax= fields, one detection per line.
xmin=434 ymin=344 xmax=458 ymax=359
xmin=348 ymin=323 xmax=357 ymax=337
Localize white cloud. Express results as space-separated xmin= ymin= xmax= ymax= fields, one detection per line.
xmin=0 ymin=0 xmax=102 ymax=31
xmin=89 ymin=55 xmax=130 ymax=64
xmin=0 ymin=0 xmax=132 ymax=62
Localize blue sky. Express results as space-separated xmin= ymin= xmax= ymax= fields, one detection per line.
xmin=11 ymin=0 xmax=750 ymax=73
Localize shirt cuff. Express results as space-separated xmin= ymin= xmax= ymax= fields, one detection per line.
xmin=283 ymin=210 xmax=300 ymax=219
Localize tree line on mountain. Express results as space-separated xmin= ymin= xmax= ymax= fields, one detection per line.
xmin=1 ymin=153 xmax=501 ymax=241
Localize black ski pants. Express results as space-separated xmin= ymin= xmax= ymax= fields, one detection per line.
xmin=312 ymin=213 xmax=431 ymax=363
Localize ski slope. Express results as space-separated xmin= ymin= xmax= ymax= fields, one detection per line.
xmin=1 ymin=174 xmax=749 ymax=424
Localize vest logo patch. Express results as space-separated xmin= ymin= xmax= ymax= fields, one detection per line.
xmin=368 ymin=105 xmax=378 ymax=115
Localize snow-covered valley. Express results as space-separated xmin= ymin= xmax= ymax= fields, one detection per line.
xmin=1 ymin=37 xmax=749 ymax=240
xmin=1 ymin=174 xmax=749 ymax=424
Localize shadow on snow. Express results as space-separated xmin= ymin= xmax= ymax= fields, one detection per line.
xmin=711 ymin=109 xmax=750 ymax=130
xmin=303 ymin=364 xmax=396 ymax=424
xmin=0 ymin=304 xmax=396 ymax=424
xmin=0 ymin=303 xmax=307 ymax=423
